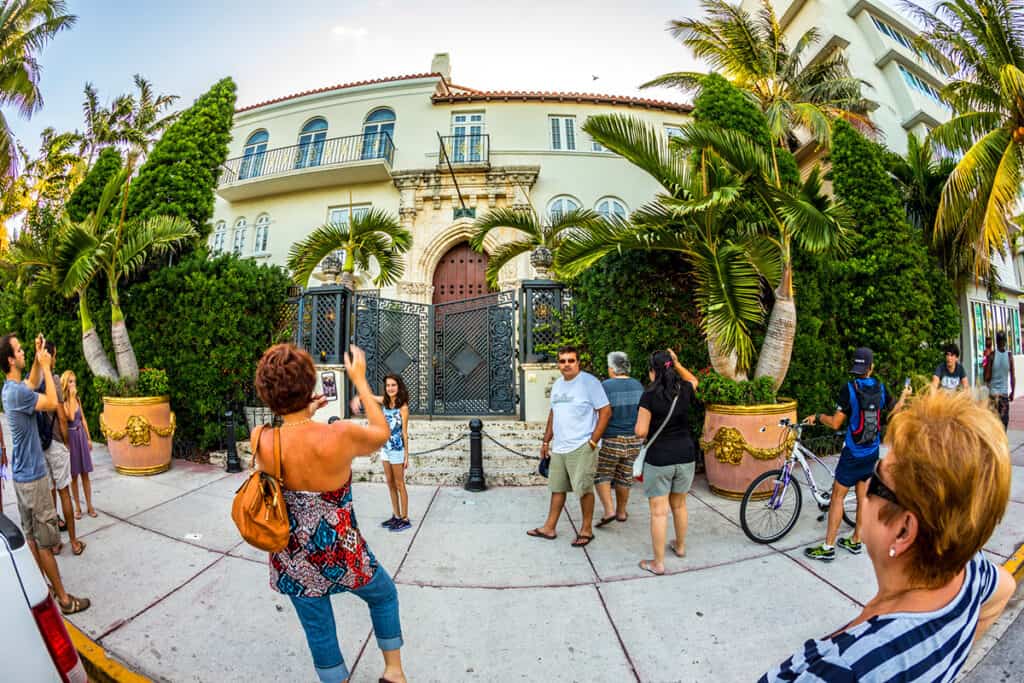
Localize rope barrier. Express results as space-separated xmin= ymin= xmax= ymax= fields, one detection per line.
xmin=481 ymin=430 xmax=540 ymax=460
xmin=408 ymin=433 xmax=469 ymax=457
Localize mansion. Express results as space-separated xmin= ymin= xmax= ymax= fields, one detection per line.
xmin=210 ymin=53 xmax=692 ymax=305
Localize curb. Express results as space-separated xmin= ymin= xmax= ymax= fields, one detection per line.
xmin=1006 ymin=541 xmax=1024 ymax=582
xmin=64 ymin=619 xmax=152 ymax=683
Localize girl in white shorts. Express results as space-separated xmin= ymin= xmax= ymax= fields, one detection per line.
xmin=358 ymin=374 xmax=411 ymax=532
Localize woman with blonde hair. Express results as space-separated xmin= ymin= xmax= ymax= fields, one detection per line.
xmin=761 ymin=389 xmax=1016 ymax=681
xmin=253 ymin=343 xmax=406 ymax=683
xmin=59 ymin=370 xmax=96 ymax=519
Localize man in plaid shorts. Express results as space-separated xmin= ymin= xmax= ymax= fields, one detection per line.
xmin=595 ymin=351 xmax=644 ymax=527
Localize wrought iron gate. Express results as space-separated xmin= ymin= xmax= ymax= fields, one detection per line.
xmin=432 ymin=291 xmax=516 ymax=415
xmin=349 ymin=290 xmax=516 ymax=416
xmin=353 ymin=292 xmax=432 ymax=413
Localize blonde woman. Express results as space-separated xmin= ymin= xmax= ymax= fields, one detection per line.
xmin=59 ymin=371 xmax=96 ymax=519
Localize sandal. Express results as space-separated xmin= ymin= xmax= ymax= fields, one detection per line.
xmin=87 ymin=509 xmax=98 ymax=518
xmin=72 ymin=541 xmax=86 ymax=556
xmin=671 ymin=540 xmax=686 ymax=558
xmin=74 ymin=510 xmax=83 ymax=520
xmin=571 ymin=534 xmax=594 ymax=547
xmin=616 ymin=514 xmax=628 ymax=522
xmin=526 ymin=528 xmax=556 ymax=540
xmin=595 ymin=515 xmax=617 ymax=528
xmin=59 ymin=595 xmax=91 ymax=615
xmin=639 ymin=560 xmax=664 ymax=576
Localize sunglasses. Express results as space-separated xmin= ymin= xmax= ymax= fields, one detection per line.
xmin=867 ymin=462 xmax=902 ymax=506
xmin=557 ymin=358 xmax=578 ymax=365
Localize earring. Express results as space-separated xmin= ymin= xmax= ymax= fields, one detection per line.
xmin=888 ymin=547 xmax=896 ymax=558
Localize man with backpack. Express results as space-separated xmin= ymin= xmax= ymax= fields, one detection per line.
xmin=802 ymin=348 xmax=910 ymax=562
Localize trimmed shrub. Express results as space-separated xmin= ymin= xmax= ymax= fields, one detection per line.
xmin=826 ymin=120 xmax=959 ymax=389
xmin=65 ymin=147 xmax=123 ymax=222
xmin=121 ymin=253 xmax=291 ymax=448
xmin=126 ymin=78 xmax=237 ymax=242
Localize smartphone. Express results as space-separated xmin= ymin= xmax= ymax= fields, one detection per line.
xmin=904 ymin=377 xmax=912 ymax=390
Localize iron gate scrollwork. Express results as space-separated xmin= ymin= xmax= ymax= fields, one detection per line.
xmin=433 ymin=291 xmax=516 ymax=415
xmin=354 ymin=292 xmax=432 ymax=414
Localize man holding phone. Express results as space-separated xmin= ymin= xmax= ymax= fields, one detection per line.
xmin=1 ymin=333 xmax=90 ymax=614
xmin=801 ymin=348 xmax=910 ymax=563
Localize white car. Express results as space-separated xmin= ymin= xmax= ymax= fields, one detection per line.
xmin=0 ymin=510 xmax=87 ymax=682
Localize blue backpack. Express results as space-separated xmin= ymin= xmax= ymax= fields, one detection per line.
xmin=848 ymin=380 xmax=885 ymax=446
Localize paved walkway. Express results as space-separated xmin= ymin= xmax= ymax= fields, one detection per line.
xmin=3 ymin=431 xmax=1024 ymax=682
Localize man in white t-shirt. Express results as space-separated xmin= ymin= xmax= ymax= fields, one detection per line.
xmin=527 ymin=346 xmax=611 ymax=547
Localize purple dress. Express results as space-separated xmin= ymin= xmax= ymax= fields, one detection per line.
xmin=66 ymin=406 xmax=93 ymax=476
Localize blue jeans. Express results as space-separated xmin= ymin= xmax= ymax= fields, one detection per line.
xmin=288 ymin=568 xmax=403 ymax=683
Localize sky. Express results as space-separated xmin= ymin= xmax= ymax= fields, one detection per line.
xmin=8 ymin=0 xmax=707 ymax=151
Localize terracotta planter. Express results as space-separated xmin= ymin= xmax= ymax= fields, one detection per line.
xmin=700 ymin=398 xmax=797 ymax=499
xmin=100 ymin=396 xmax=176 ymax=476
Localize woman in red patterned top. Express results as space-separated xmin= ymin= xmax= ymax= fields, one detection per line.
xmin=254 ymin=344 xmax=407 ymax=683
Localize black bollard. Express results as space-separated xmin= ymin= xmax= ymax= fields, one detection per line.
xmin=465 ymin=418 xmax=486 ymax=492
xmin=225 ymin=410 xmax=242 ymax=473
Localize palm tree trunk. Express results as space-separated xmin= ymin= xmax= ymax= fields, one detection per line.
xmin=707 ymin=336 xmax=747 ymax=382
xmin=754 ymin=263 xmax=795 ymax=391
xmin=79 ymin=295 xmax=118 ymax=382
xmin=110 ymin=303 xmax=140 ymax=384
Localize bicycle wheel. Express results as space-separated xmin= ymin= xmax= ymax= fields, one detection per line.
xmin=740 ymin=469 xmax=802 ymax=544
xmin=841 ymin=488 xmax=857 ymax=528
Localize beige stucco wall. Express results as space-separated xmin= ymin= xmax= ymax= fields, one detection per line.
xmin=212 ymin=78 xmax=691 ymax=299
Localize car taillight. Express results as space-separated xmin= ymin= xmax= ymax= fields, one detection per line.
xmin=32 ymin=596 xmax=86 ymax=683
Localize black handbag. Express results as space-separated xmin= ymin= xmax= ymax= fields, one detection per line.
xmin=538 ymin=457 xmax=550 ymax=478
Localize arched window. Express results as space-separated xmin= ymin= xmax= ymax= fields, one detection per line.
xmin=239 ymin=130 xmax=269 ymax=180
xmin=212 ymin=221 xmax=227 ymax=253
xmin=361 ymin=108 xmax=395 ymax=160
xmin=253 ymin=214 xmax=271 ymax=253
xmin=295 ymin=118 xmax=328 ymax=168
xmin=596 ymin=197 xmax=627 ymax=220
xmin=547 ymin=195 xmax=580 ymax=222
xmin=232 ymin=217 xmax=247 ymax=255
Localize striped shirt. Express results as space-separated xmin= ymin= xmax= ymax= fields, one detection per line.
xmin=760 ymin=553 xmax=998 ymax=682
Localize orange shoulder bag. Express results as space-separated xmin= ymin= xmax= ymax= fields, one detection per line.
xmin=231 ymin=425 xmax=290 ymax=552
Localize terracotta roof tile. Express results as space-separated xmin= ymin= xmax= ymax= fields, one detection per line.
xmin=432 ymin=89 xmax=693 ymax=113
xmin=236 ymin=73 xmax=441 ymax=113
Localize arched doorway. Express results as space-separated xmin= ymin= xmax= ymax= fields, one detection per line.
xmin=431 ymin=241 xmax=490 ymax=304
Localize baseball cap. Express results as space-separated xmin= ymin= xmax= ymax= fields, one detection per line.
xmin=850 ymin=347 xmax=873 ymax=374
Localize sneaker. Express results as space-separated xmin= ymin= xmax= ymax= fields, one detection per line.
xmin=381 ymin=516 xmax=398 ymax=528
xmin=837 ymin=537 xmax=863 ymax=555
xmin=804 ymin=544 xmax=836 ymax=562
xmin=389 ymin=518 xmax=412 ymax=532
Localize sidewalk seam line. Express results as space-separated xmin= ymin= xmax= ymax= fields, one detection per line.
xmin=595 ymin=584 xmax=641 ymax=683
xmin=93 ymin=554 xmax=226 ymax=642
xmin=392 ymin=485 xmax=441 ymax=580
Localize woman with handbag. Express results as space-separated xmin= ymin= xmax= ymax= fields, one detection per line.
xmin=635 ymin=349 xmax=699 ymax=576
xmin=252 ymin=343 xmax=407 ymax=683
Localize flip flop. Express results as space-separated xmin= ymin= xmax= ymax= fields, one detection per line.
xmin=639 ymin=560 xmax=664 ymax=576
xmin=670 ymin=540 xmax=686 ymax=558
xmin=526 ymin=528 xmax=556 ymax=540
xmin=616 ymin=514 xmax=629 ymax=522
xmin=87 ymin=510 xmax=98 ymax=518
xmin=74 ymin=511 xmax=82 ymax=520
xmin=595 ymin=515 xmax=617 ymax=528
xmin=571 ymin=534 xmax=594 ymax=547
xmin=59 ymin=595 xmax=91 ymax=615
xmin=72 ymin=541 xmax=86 ymax=556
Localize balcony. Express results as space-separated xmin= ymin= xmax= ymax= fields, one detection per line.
xmin=217 ymin=132 xmax=395 ymax=201
xmin=438 ymin=134 xmax=490 ymax=169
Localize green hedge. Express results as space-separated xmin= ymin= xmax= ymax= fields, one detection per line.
xmin=121 ymin=253 xmax=291 ymax=448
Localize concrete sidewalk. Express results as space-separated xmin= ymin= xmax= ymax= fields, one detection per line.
xmin=2 ymin=432 xmax=1023 ymax=682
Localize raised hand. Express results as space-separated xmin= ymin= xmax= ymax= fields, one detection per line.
xmin=344 ymin=345 xmax=367 ymax=382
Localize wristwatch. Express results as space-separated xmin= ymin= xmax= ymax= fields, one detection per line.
xmin=588 ymin=439 xmax=598 ymax=449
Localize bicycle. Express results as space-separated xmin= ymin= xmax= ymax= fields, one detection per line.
xmin=739 ymin=418 xmax=858 ymax=544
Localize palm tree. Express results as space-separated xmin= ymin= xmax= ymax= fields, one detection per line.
xmin=287 ymin=208 xmax=412 ymax=290
xmin=80 ymin=75 xmax=177 ymax=167
xmin=469 ymin=207 xmax=607 ymax=288
xmin=886 ymin=132 xmax=971 ymax=287
xmin=904 ymin=0 xmax=1024 ymax=280
xmin=0 ymin=0 xmax=76 ymax=177
xmin=7 ymin=165 xmax=196 ymax=382
xmin=561 ymin=114 xmax=849 ymax=387
xmin=644 ymin=0 xmax=872 ymax=150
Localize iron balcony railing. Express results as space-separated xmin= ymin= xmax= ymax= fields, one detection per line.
xmin=219 ymin=132 xmax=395 ymax=185
xmin=439 ymin=133 xmax=489 ymax=166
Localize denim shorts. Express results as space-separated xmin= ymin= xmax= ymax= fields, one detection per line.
xmin=834 ymin=447 xmax=878 ymax=487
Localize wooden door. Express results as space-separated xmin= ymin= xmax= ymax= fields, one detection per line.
xmin=432 ymin=241 xmax=489 ymax=304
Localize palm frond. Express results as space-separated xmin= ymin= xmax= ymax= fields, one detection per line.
xmin=470 ymin=207 xmax=541 ymax=250
xmin=582 ymin=114 xmax=686 ymax=193
xmin=484 ymin=240 xmax=534 ymax=288
xmin=287 ymin=222 xmax=352 ymax=286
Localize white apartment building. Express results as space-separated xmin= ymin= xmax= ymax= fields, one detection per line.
xmin=749 ymin=0 xmax=1024 ymax=386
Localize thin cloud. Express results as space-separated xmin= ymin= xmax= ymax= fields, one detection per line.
xmin=331 ymin=25 xmax=369 ymax=39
